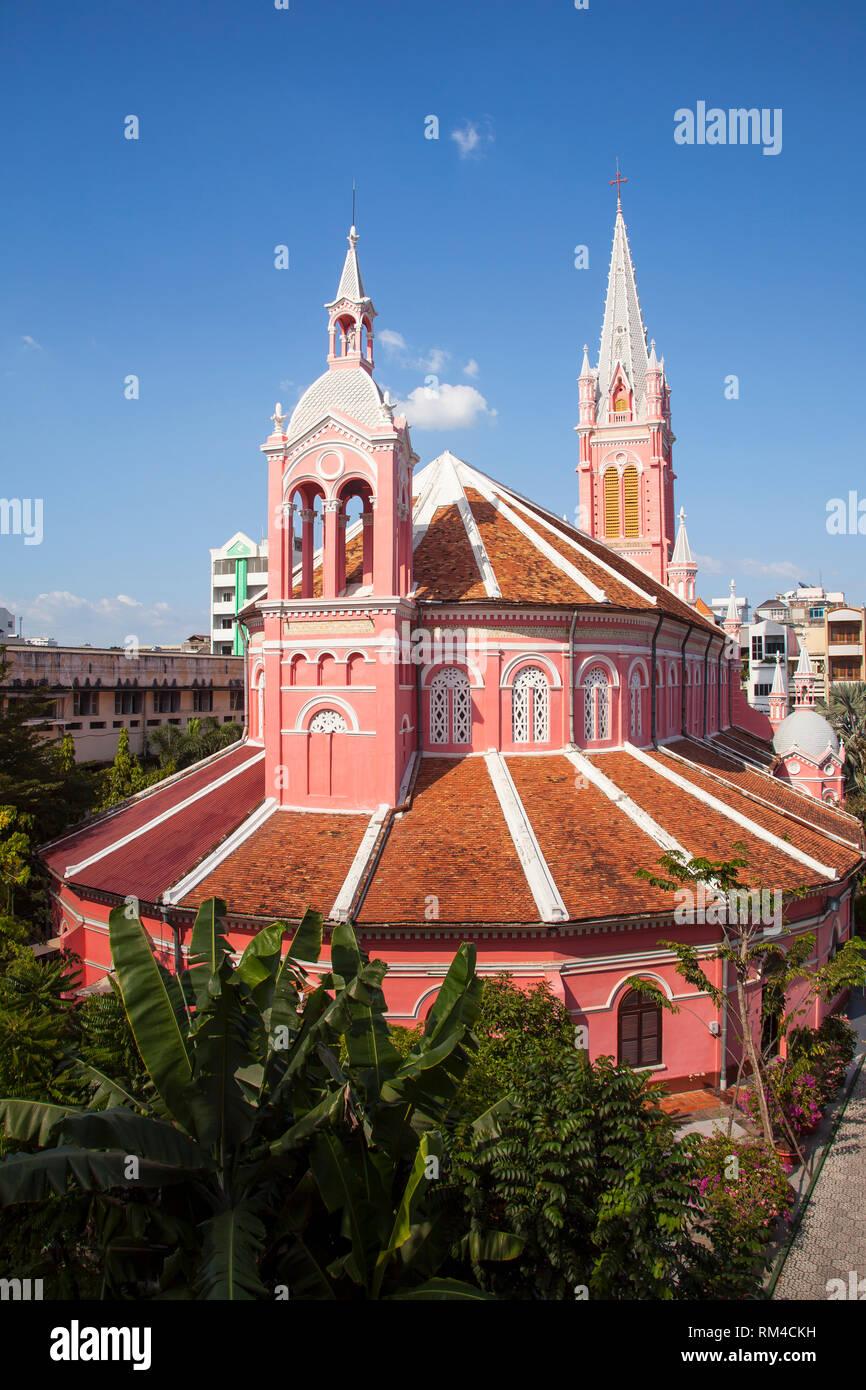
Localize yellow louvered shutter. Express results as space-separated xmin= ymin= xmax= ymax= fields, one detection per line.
xmin=604 ymin=469 xmax=619 ymax=537
xmin=623 ymin=466 xmax=639 ymax=537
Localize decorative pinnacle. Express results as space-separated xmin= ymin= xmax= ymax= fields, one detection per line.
xmin=271 ymin=402 xmax=286 ymax=434
xmin=678 ymin=506 xmax=686 ymax=526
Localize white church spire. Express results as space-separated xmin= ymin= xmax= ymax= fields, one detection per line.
xmin=596 ymin=193 xmax=650 ymax=420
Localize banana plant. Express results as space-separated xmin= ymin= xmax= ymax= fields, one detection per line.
xmin=0 ymin=898 xmax=516 ymax=1298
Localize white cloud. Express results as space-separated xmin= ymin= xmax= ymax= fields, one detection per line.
xmin=463 ymin=358 xmax=479 ymax=378
xmin=450 ymin=118 xmax=495 ymax=160
xmin=396 ymin=382 xmax=496 ymax=430
xmin=378 ymin=329 xmax=407 ymax=354
xmin=20 ymin=335 xmax=42 ymax=351
xmin=2 ymin=589 xmax=193 ymax=646
xmin=740 ymin=557 xmax=803 ymax=581
xmin=693 ymin=552 xmax=725 ymax=575
xmin=418 ymin=347 xmax=449 ymax=374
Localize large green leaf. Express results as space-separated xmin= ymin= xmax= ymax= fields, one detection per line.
xmin=287 ymin=908 xmax=323 ymax=964
xmin=0 ymin=1098 xmax=80 ymax=1146
xmin=237 ymin=921 xmax=288 ymax=1012
xmin=0 ymin=1146 xmax=195 ymax=1203
xmin=108 ymin=906 xmax=194 ymax=1131
xmin=58 ymin=1108 xmax=210 ymax=1170
xmin=332 ymin=924 xmax=402 ymax=1100
xmin=372 ymin=1130 xmax=444 ymax=1297
xmin=187 ymin=898 xmax=232 ymax=1007
xmin=386 ymin=1277 xmax=495 ymax=1300
xmin=195 ymin=1206 xmax=267 ymax=1300
xmin=186 ymin=982 xmax=257 ymax=1160
xmin=310 ymin=1131 xmax=376 ymax=1286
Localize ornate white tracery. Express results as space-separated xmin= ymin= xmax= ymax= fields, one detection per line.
xmin=629 ymin=670 xmax=642 ymax=739
xmin=583 ymin=666 xmax=610 ymax=742
xmin=308 ymin=709 xmax=348 ymax=733
xmin=430 ymin=667 xmax=471 ymax=745
xmin=512 ymin=665 xmax=550 ymax=744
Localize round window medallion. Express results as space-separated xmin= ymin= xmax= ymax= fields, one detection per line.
xmin=316 ymin=449 xmax=344 ymax=481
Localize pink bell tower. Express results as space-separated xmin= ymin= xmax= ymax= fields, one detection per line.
xmin=255 ymin=225 xmax=419 ymax=813
xmin=576 ymin=173 xmax=677 ymax=586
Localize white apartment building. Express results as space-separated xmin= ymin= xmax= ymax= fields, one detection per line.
xmin=210 ymin=532 xmax=269 ymax=656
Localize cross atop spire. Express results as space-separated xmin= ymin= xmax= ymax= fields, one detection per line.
xmin=610 ymin=157 xmax=627 ymax=211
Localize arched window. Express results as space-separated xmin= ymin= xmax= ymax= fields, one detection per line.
xmin=603 ymin=469 xmax=619 ymax=538
xmin=583 ymin=666 xmax=610 ymax=742
xmin=629 ymin=670 xmax=642 ymax=739
xmin=309 ymin=708 xmax=348 ymax=733
xmin=760 ymin=953 xmax=785 ymax=1060
xmin=512 ymin=665 xmax=550 ymax=743
xmin=430 ymin=667 xmax=471 ymax=745
xmin=623 ymin=466 xmax=639 ymax=538
xmin=618 ymin=987 xmax=661 ymax=1067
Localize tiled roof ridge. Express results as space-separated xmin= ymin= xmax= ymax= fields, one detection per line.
xmin=658 ymin=740 xmax=863 ymax=853
xmin=627 ymin=743 xmax=838 ymax=881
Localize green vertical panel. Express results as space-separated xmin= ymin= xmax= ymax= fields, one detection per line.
xmin=233 ymin=558 xmax=248 ymax=656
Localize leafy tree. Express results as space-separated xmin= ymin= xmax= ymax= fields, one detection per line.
xmin=0 ymin=899 xmax=512 ymax=1299
xmin=817 ymin=682 xmax=866 ymax=794
xmin=145 ymin=717 xmax=243 ymax=773
xmin=447 ymin=1051 xmax=740 ymax=1300
xmin=630 ymin=848 xmax=866 ymax=1156
xmin=453 ymin=973 xmax=574 ymax=1121
xmin=98 ymin=729 xmax=147 ymax=809
xmin=0 ymin=650 xmax=94 ymax=840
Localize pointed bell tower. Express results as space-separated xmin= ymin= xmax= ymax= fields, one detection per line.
xmin=254 ymin=225 xmax=419 ymax=814
xmin=793 ymin=641 xmax=816 ymax=709
xmin=576 ymin=176 xmax=677 ymax=586
xmin=723 ymin=579 xmax=742 ymax=643
xmin=768 ymin=653 xmax=788 ymax=728
xmin=667 ymin=507 xmax=697 ymax=605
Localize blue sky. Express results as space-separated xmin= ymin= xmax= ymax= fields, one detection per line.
xmin=1 ymin=0 xmax=864 ymax=643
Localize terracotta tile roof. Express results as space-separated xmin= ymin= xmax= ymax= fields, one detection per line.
xmin=645 ymin=747 xmax=858 ymax=876
xmin=43 ymin=744 xmax=258 ymax=874
xmin=666 ymin=738 xmax=863 ymax=847
xmin=504 ymin=755 xmax=677 ymax=920
xmin=187 ymin=809 xmax=368 ymax=918
xmin=587 ymin=751 xmax=830 ymax=891
xmin=695 ymin=598 xmax=715 ymax=617
xmin=714 ymin=728 xmax=776 ymax=767
xmin=358 ymin=757 xmax=538 ymax=923
xmin=462 ymin=489 xmax=595 ymax=605
xmin=413 ymin=504 xmax=489 ymax=601
xmin=65 ymin=757 xmax=266 ymax=901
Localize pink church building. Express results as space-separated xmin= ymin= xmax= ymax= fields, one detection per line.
xmin=43 ymin=201 xmax=864 ymax=1095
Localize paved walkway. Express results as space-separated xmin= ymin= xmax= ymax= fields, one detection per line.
xmin=774 ymin=998 xmax=866 ymax=1301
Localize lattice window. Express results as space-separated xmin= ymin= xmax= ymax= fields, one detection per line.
xmin=623 ymin=466 xmax=639 ymax=538
xmin=309 ymin=708 xmax=348 ymax=733
xmin=512 ymin=665 xmax=550 ymax=744
xmin=429 ymin=667 xmax=471 ymax=745
xmin=583 ymin=666 xmax=610 ymax=742
xmin=603 ymin=469 xmax=619 ymax=537
xmin=629 ymin=671 xmax=642 ymax=739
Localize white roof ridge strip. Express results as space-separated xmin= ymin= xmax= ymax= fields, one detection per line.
xmin=661 ymin=741 xmax=861 ymax=852
xmin=564 ymin=746 xmax=691 ymax=857
xmin=64 ymin=749 xmax=266 ymax=880
xmin=484 ymin=750 xmax=568 ymax=923
xmin=492 ymin=481 xmax=658 ymax=606
xmin=329 ymin=802 xmax=391 ymax=922
xmin=163 ymin=796 xmax=278 ymax=906
xmin=466 ymin=473 xmax=608 ymax=604
xmin=624 ymin=742 xmax=838 ymax=880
